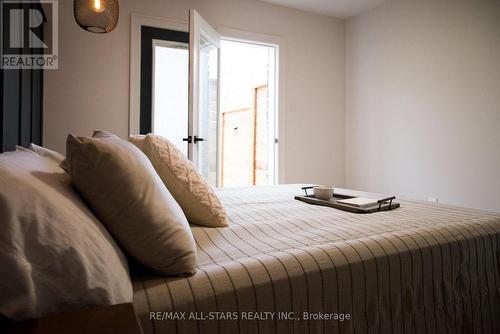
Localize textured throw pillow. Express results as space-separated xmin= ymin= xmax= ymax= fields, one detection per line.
xmin=66 ymin=131 xmax=197 ymax=275
xmin=0 ymin=150 xmax=132 ymax=320
xmin=130 ymin=134 xmax=228 ymax=227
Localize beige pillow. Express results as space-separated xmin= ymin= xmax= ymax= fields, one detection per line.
xmin=0 ymin=150 xmax=132 ymax=320
xmin=66 ymin=131 xmax=197 ymax=275
xmin=131 ymin=134 xmax=228 ymax=227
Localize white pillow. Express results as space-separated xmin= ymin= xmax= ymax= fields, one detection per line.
xmin=16 ymin=144 xmax=67 ymax=170
xmin=29 ymin=144 xmax=65 ymax=164
xmin=0 ymin=150 xmax=133 ymax=320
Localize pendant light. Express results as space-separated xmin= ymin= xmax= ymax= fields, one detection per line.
xmin=74 ymin=0 xmax=119 ymax=33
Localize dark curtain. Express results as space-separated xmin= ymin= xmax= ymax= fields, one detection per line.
xmin=0 ymin=0 xmax=44 ymax=153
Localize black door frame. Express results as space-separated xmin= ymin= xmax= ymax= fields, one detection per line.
xmin=139 ymin=26 xmax=189 ymax=134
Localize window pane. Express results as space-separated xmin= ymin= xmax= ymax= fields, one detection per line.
xmin=153 ymin=44 xmax=189 ymax=156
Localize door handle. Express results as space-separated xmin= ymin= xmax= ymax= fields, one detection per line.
xmin=182 ymin=136 xmax=192 ymax=143
xmin=194 ymin=136 xmax=205 ymax=143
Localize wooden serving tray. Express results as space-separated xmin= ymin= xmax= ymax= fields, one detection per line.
xmin=294 ymin=193 xmax=400 ymax=214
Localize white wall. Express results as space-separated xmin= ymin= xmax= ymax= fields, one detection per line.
xmin=44 ymin=0 xmax=345 ymax=186
xmin=346 ymin=0 xmax=500 ymax=212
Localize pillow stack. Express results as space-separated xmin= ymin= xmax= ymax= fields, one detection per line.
xmin=0 ymin=130 xmax=229 ymax=320
xmin=65 ymin=131 xmax=197 ymax=275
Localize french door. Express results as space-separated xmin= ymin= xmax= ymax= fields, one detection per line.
xmin=188 ymin=10 xmax=221 ymax=186
xmin=140 ymin=10 xmax=221 ymax=186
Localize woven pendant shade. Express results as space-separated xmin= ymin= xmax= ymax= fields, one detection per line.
xmin=74 ymin=0 xmax=119 ymax=33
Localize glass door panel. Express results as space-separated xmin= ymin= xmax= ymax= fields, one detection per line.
xmin=152 ymin=40 xmax=189 ymax=156
xmin=197 ymin=38 xmax=218 ymax=185
xmin=189 ymin=9 xmax=221 ymax=186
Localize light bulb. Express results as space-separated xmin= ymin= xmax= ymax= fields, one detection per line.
xmin=90 ymin=0 xmax=105 ymax=13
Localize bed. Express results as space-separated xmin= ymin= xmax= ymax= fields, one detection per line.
xmin=132 ymin=185 xmax=500 ymax=334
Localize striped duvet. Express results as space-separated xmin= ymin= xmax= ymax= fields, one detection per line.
xmin=132 ymin=185 xmax=500 ymax=334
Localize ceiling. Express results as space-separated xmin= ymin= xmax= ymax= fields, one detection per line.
xmin=259 ymin=0 xmax=392 ymax=18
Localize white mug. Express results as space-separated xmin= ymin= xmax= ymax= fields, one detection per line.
xmin=313 ymin=185 xmax=334 ymax=201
